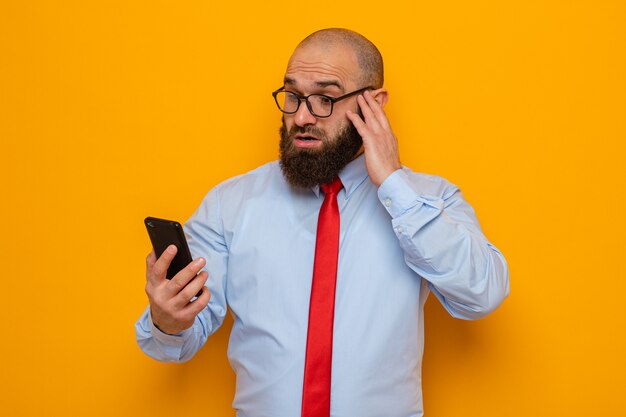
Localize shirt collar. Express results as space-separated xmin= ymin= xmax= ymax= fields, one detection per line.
xmin=311 ymin=152 xmax=369 ymax=199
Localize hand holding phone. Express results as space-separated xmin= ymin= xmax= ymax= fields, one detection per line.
xmin=144 ymin=217 xmax=210 ymax=334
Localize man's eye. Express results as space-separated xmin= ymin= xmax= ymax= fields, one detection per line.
xmin=312 ymin=95 xmax=332 ymax=105
xmin=319 ymin=96 xmax=332 ymax=105
xmin=286 ymin=93 xmax=300 ymax=104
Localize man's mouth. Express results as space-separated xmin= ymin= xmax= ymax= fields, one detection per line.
xmin=293 ymin=134 xmax=322 ymax=148
xmin=294 ymin=134 xmax=319 ymax=141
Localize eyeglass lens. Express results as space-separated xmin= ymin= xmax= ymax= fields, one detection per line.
xmin=274 ymin=91 xmax=333 ymax=117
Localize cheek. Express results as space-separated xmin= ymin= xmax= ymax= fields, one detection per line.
xmin=319 ymin=115 xmax=344 ymax=134
xmin=330 ymin=119 xmax=351 ymax=137
xmin=282 ymin=115 xmax=295 ymax=133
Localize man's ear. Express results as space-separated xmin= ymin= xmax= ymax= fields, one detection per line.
xmin=371 ymin=88 xmax=389 ymax=108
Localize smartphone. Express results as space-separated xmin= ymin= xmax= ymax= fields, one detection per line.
xmin=144 ymin=216 xmax=202 ymax=297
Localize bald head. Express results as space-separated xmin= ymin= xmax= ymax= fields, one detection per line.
xmin=294 ymin=28 xmax=384 ymax=89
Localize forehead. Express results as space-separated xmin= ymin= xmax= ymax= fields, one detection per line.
xmin=284 ymin=43 xmax=360 ymax=92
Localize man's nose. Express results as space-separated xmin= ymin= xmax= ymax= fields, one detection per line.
xmin=293 ymin=100 xmax=317 ymax=127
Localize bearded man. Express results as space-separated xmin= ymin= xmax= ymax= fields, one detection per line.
xmin=136 ymin=28 xmax=509 ymax=417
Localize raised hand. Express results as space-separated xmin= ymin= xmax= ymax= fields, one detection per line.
xmin=346 ymin=89 xmax=401 ymax=186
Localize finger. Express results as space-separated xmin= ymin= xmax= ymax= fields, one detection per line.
xmin=165 ymin=257 xmax=206 ymax=297
xmin=356 ymin=94 xmax=381 ymax=131
xmin=175 ymin=270 xmax=209 ymax=305
xmin=146 ymin=251 xmax=156 ymax=270
xmin=145 ymin=251 xmax=158 ymax=287
xmin=347 ymin=109 xmax=378 ymax=150
xmin=346 ymin=110 xmax=369 ymax=137
xmin=150 ymin=245 xmax=178 ymax=282
xmin=363 ymin=90 xmax=390 ymax=129
xmin=184 ymin=285 xmax=212 ymax=317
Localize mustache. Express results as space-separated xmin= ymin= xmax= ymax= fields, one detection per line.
xmin=287 ymin=124 xmax=327 ymax=140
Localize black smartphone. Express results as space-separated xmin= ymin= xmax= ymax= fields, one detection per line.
xmin=144 ymin=217 xmax=202 ymax=297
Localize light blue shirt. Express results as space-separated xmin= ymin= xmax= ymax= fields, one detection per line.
xmin=135 ymin=153 xmax=509 ymax=417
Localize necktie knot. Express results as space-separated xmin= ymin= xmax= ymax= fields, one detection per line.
xmin=321 ymin=177 xmax=343 ymax=196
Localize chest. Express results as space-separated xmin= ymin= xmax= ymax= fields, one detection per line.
xmin=221 ymin=185 xmax=421 ymax=318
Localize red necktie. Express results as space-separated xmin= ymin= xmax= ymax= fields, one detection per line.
xmin=301 ymin=177 xmax=343 ymax=417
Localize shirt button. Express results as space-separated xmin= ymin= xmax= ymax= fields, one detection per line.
xmin=384 ymin=198 xmax=392 ymax=207
xmin=396 ymin=226 xmax=403 ymax=234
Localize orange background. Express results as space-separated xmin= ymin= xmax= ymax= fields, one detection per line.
xmin=1 ymin=1 xmax=625 ymax=416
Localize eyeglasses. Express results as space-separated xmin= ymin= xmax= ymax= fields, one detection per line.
xmin=272 ymin=86 xmax=373 ymax=118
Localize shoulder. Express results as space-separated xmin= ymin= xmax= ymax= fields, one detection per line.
xmin=216 ymin=161 xmax=283 ymax=190
xmin=187 ymin=161 xmax=286 ymax=224
xmin=203 ymin=161 xmax=287 ymax=205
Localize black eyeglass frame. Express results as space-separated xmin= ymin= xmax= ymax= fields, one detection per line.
xmin=271 ymin=86 xmax=374 ymax=118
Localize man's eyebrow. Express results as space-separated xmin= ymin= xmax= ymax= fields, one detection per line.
xmin=314 ymin=80 xmax=343 ymax=90
xmin=282 ymin=77 xmax=344 ymax=91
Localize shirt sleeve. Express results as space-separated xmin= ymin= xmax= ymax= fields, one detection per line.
xmin=377 ymin=168 xmax=510 ymax=319
xmin=134 ymin=187 xmax=229 ymax=362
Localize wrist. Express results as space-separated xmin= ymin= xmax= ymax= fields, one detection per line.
xmin=373 ymin=165 xmax=401 ymax=187
xmin=150 ymin=308 xmax=183 ymax=336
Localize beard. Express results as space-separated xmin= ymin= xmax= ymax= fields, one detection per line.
xmin=279 ymin=118 xmax=363 ymax=189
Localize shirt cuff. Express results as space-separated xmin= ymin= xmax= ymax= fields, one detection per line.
xmin=377 ymin=169 xmax=422 ymax=218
